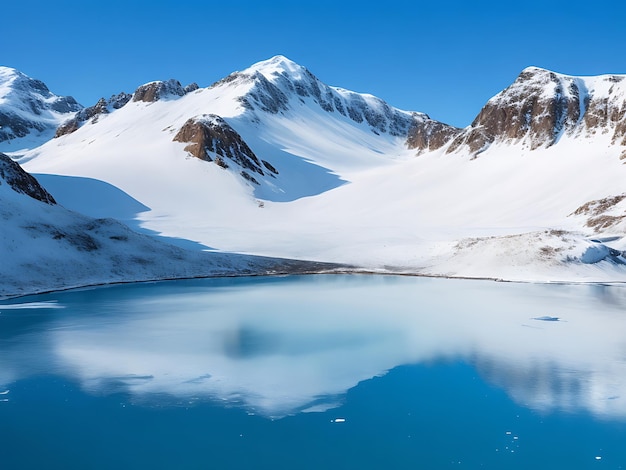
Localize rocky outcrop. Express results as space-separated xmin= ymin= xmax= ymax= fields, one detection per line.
xmin=211 ymin=61 xmax=626 ymax=157
xmin=55 ymin=92 xmax=132 ymax=137
xmin=133 ymin=79 xmax=198 ymax=103
xmin=571 ymin=194 xmax=626 ymax=232
xmin=0 ymin=153 xmax=56 ymax=204
xmin=406 ymin=118 xmax=462 ymax=153
xmin=583 ymin=76 xmax=626 ymax=147
xmin=184 ymin=82 xmax=199 ymax=94
xmin=447 ymin=67 xmax=626 ymax=156
xmin=55 ymin=79 xmax=200 ymax=137
xmin=0 ymin=67 xmax=82 ymax=145
xmin=0 ymin=113 xmax=44 ymax=141
xmin=173 ymin=114 xmax=277 ymax=184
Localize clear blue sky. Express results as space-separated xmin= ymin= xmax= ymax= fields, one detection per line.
xmin=4 ymin=0 xmax=626 ymax=127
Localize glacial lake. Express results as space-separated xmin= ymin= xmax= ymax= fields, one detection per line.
xmin=2 ymin=275 xmax=626 ymax=469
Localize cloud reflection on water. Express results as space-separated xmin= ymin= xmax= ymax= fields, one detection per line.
xmin=2 ymin=276 xmax=626 ymax=418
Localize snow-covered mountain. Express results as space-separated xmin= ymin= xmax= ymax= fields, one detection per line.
xmin=24 ymin=56 xmax=455 ymax=201
xmin=214 ymin=55 xmax=442 ymax=139
xmin=432 ymin=67 xmax=626 ymax=236
xmin=8 ymin=57 xmax=626 ymax=289
xmin=445 ymin=66 xmax=626 ymax=156
xmin=0 ymin=67 xmax=82 ymax=152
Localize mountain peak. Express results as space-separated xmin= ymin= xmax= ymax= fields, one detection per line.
xmin=0 ymin=66 xmax=20 ymax=82
xmin=208 ymin=55 xmax=440 ymax=139
xmin=514 ymin=66 xmax=574 ymax=86
xmin=244 ymin=55 xmax=306 ymax=80
xmin=0 ymin=66 xmax=32 ymax=85
xmin=0 ymin=66 xmax=82 ymax=151
xmin=445 ymin=66 xmax=626 ymax=156
xmin=519 ymin=65 xmax=552 ymax=75
xmin=0 ymin=66 xmax=51 ymax=98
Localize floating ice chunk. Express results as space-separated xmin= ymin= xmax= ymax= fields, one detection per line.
xmin=332 ymin=418 xmax=346 ymax=423
xmin=0 ymin=390 xmax=9 ymax=395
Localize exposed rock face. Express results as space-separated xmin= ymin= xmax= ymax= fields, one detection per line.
xmin=184 ymin=82 xmax=200 ymax=94
xmin=133 ymin=79 xmax=197 ymax=103
xmin=56 ymin=92 xmax=132 ymax=137
xmin=583 ymin=77 xmax=626 ymax=147
xmin=571 ymin=194 xmax=626 ymax=232
xmin=173 ymin=114 xmax=277 ymax=183
xmin=0 ymin=153 xmax=56 ymax=204
xmin=210 ymin=55 xmax=449 ymax=140
xmin=56 ymin=78 xmax=200 ymax=137
xmin=406 ymin=118 xmax=462 ymax=153
xmin=447 ymin=67 xmax=626 ymax=156
xmin=0 ymin=67 xmax=82 ymax=145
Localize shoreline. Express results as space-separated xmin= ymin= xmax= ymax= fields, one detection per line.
xmin=3 ymin=263 xmax=626 ymax=302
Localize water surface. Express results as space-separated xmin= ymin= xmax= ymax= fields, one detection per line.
xmin=2 ymin=275 xmax=626 ymax=468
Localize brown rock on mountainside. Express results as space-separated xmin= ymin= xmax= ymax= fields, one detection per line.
xmin=133 ymin=79 xmax=198 ymax=103
xmin=406 ymin=119 xmax=462 ymax=152
xmin=173 ymin=115 xmax=278 ymax=183
xmin=0 ymin=152 xmax=56 ymax=204
xmin=56 ymin=80 xmax=200 ymax=137
xmin=571 ymin=194 xmax=626 ymax=232
xmin=583 ymin=79 xmax=626 ymax=147
xmin=55 ymin=92 xmax=132 ymax=137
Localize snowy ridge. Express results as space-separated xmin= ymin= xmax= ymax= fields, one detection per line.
xmin=214 ymin=55 xmax=433 ymax=138
xmin=55 ymin=92 xmax=132 ymax=137
xmin=447 ymin=66 xmax=626 ymax=155
xmin=132 ymin=79 xmax=198 ymax=103
xmin=0 ymin=67 xmax=82 ymax=152
xmin=20 ymin=55 xmax=446 ymax=205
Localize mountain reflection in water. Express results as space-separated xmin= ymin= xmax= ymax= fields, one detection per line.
xmin=1 ymin=275 xmax=626 ymax=419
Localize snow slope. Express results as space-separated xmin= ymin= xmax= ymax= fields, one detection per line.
xmin=0 ymin=153 xmax=337 ymax=299
xmin=17 ymin=58 xmax=626 ymax=284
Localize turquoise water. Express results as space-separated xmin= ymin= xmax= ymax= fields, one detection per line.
xmin=1 ymin=275 xmax=626 ymax=468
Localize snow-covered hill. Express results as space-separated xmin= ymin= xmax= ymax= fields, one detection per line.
xmin=0 ymin=67 xmax=82 ymax=152
xmin=0 ymin=152 xmax=337 ymax=299
xmin=12 ymin=57 xmax=626 ymax=286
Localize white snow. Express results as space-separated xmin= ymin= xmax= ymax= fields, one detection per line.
xmin=244 ymin=55 xmax=308 ymax=81
xmin=0 ymin=164 xmax=332 ymax=299
xmin=4 ymin=57 xmax=626 ymax=296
